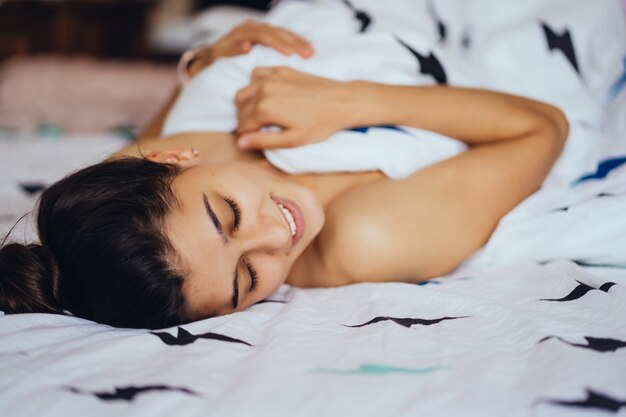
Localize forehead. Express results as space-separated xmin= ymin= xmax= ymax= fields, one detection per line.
xmin=165 ymin=170 xmax=234 ymax=317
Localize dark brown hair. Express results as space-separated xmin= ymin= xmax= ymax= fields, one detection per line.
xmin=0 ymin=157 xmax=192 ymax=329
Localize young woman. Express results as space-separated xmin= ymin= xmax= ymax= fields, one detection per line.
xmin=0 ymin=19 xmax=568 ymax=329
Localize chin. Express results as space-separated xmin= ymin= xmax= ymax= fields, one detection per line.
xmin=304 ymin=189 xmax=326 ymax=235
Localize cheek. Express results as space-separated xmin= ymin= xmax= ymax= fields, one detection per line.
xmin=260 ymin=263 xmax=288 ymax=297
xmin=216 ymin=169 xmax=274 ymax=202
xmin=222 ymin=163 xmax=275 ymax=181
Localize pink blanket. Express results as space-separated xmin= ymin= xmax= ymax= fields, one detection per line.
xmin=0 ymin=55 xmax=176 ymax=133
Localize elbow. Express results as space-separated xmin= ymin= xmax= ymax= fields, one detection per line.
xmin=542 ymin=105 xmax=569 ymax=154
xmin=525 ymin=104 xmax=568 ymax=165
xmin=551 ymin=106 xmax=569 ymax=147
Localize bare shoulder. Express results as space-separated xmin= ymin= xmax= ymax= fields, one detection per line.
xmin=313 ymin=169 xmax=488 ymax=286
xmin=312 ymin=130 xmax=562 ymax=286
xmin=313 ymin=174 xmax=457 ymax=286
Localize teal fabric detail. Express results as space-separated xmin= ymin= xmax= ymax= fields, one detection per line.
xmin=37 ymin=122 xmax=64 ymax=137
xmin=309 ymin=363 xmax=450 ymax=375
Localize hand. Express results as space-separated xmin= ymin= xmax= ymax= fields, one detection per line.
xmin=188 ymin=21 xmax=314 ymax=77
xmin=235 ymin=66 xmax=355 ymax=149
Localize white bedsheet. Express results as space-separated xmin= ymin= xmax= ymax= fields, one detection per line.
xmin=1 ymin=0 xmax=626 ymax=416
xmin=1 ymin=261 xmax=624 ymax=416
xmin=0 ymin=132 xmax=128 ymax=242
xmin=164 ymin=0 xmax=625 ymax=185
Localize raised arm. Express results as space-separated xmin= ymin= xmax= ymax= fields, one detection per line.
xmin=235 ymin=66 xmax=567 ymax=149
xmin=261 ymin=69 xmax=569 ymax=286
xmin=346 ymin=82 xmax=568 ymax=147
xmin=137 ymin=23 xmax=314 ymax=141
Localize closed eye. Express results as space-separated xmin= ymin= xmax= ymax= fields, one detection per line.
xmin=225 ymin=196 xmax=241 ymax=231
xmin=245 ymin=260 xmax=259 ymax=293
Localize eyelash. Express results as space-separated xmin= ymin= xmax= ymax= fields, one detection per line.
xmin=245 ymin=260 xmax=259 ymax=292
xmin=224 ymin=196 xmax=241 ymax=231
xmin=225 ymin=196 xmax=258 ymax=293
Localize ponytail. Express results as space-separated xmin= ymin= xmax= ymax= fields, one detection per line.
xmin=0 ymin=242 xmax=63 ymax=314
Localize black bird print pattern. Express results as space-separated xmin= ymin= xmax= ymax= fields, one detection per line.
xmin=18 ymin=181 xmax=47 ymax=196
xmin=541 ymin=22 xmax=580 ymax=75
xmin=395 ymin=37 xmax=448 ymax=84
xmin=571 ymin=259 xmax=626 ymax=269
xmin=65 ymin=385 xmax=200 ymax=402
xmin=548 ymin=190 xmax=620 ymax=213
xmin=342 ymin=0 xmax=371 ymax=33
xmin=460 ymin=30 xmax=471 ymax=49
xmin=538 ymin=336 xmax=626 ymax=353
xmin=550 ymin=192 xmax=617 ymax=212
xmin=426 ymin=1 xmax=447 ymax=43
xmin=343 ymin=316 xmax=468 ymax=329
xmin=540 ymin=280 xmax=616 ymax=302
xmin=540 ymin=389 xmax=626 ymax=413
xmin=151 ymin=326 xmax=253 ymax=347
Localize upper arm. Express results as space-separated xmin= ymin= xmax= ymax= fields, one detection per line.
xmin=317 ymin=122 xmax=566 ymax=284
xmin=319 ymin=179 xmax=480 ymax=284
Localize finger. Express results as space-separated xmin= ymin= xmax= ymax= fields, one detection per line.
xmin=277 ymin=27 xmax=312 ymax=46
xmin=251 ymin=28 xmax=311 ymax=55
xmin=236 ymin=115 xmax=265 ymax=137
xmin=237 ymin=130 xmax=298 ymax=150
xmin=256 ymin=32 xmax=298 ymax=55
xmin=274 ymin=29 xmax=314 ymax=57
xmin=236 ymin=99 xmax=268 ymax=135
xmin=240 ymin=40 xmax=252 ymax=53
xmin=223 ymin=39 xmax=252 ymax=58
xmin=267 ymin=26 xmax=310 ymax=47
xmin=242 ymin=23 xmax=314 ymax=57
xmin=251 ymin=67 xmax=277 ymax=82
xmin=234 ymin=83 xmax=258 ymax=108
xmin=271 ymin=32 xmax=307 ymax=56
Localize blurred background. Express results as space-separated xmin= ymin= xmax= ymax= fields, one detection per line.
xmin=0 ymin=0 xmax=273 ymax=137
xmin=0 ymin=0 xmax=271 ymax=240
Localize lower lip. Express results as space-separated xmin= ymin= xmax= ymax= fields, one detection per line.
xmin=272 ymin=196 xmax=305 ymax=247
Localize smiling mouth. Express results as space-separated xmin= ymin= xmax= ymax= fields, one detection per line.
xmin=277 ymin=203 xmax=297 ymax=237
xmin=271 ymin=196 xmax=305 ymax=247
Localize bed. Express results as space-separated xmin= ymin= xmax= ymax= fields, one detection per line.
xmin=1 ymin=1 xmax=626 ymax=416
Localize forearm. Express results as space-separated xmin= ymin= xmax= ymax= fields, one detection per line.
xmin=312 ymin=86 xmax=570 ymax=285
xmin=347 ymin=82 xmax=569 ymax=146
xmin=137 ymin=45 xmax=221 ymax=141
xmin=140 ymin=22 xmax=313 ymax=142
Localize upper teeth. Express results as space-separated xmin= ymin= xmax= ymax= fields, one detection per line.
xmin=278 ymin=203 xmax=297 ymax=237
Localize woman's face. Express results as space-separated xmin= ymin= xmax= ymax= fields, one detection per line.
xmin=163 ymin=158 xmax=325 ymax=318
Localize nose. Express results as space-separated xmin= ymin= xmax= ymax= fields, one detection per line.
xmin=237 ymin=208 xmax=292 ymax=255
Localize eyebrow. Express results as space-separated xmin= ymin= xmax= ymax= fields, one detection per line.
xmin=202 ymin=193 xmax=228 ymax=245
xmin=202 ymin=193 xmax=239 ymax=309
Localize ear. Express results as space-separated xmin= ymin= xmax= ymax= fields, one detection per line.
xmin=144 ymin=148 xmax=197 ymax=166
